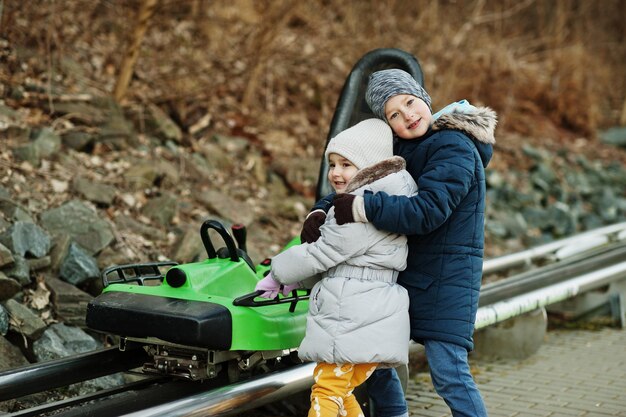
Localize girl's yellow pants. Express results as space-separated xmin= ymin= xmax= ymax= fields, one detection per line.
xmin=308 ymin=362 xmax=378 ymax=417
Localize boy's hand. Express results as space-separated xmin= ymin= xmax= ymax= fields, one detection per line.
xmin=255 ymin=273 xmax=282 ymax=299
xmin=333 ymin=194 xmax=356 ymax=224
xmin=300 ymin=210 xmax=326 ymax=243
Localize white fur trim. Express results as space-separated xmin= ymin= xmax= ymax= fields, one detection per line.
xmin=352 ymin=195 xmax=368 ymax=223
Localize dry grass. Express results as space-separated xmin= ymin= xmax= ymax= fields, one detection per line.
xmin=2 ymin=0 xmax=625 ymax=151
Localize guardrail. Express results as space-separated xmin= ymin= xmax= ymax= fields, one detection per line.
xmin=482 ymin=221 xmax=626 ymax=275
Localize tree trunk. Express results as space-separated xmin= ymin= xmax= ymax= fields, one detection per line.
xmin=241 ymin=0 xmax=298 ymax=109
xmin=113 ymin=0 xmax=158 ymax=103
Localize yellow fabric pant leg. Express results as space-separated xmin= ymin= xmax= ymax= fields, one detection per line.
xmin=308 ymin=362 xmax=378 ymax=417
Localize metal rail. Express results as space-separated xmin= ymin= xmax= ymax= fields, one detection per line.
xmin=121 ymin=363 xmax=317 ymax=417
xmin=0 ymin=346 xmax=148 ymax=401
xmin=8 ymin=377 xmax=166 ymax=417
xmin=477 ymin=260 xmax=626 ymax=328
xmin=482 ymin=221 xmax=626 ymax=275
xmin=480 ymin=241 xmax=626 ymax=305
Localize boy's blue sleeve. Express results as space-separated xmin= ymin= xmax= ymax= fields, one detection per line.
xmin=311 ymin=192 xmax=336 ymax=213
xmin=363 ymin=134 xmax=476 ymax=235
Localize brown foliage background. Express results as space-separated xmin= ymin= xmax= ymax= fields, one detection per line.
xmin=3 ymin=0 xmax=625 ymax=147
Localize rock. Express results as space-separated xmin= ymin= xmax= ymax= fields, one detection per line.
xmin=521 ymin=206 xmax=550 ymax=230
xmin=98 ymin=99 xmax=137 ymax=149
xmin=195 ymin=142 xmax=235 ymax=173
xmin=49 ymin=233 xmax=72 ymax=272
xmin=0 ymin=334 xmax=28 ymax=370
xmin=71 ymin=177 xmax=117 ymax=206
xmin=0 ymin=125 xmax=31 ymax=142
xmin=62 ymin=129 xmax=95 ymax=151
xmin=196 ymin=189 xmax=255 ymax=226
xmin=595 ymin=188 xmax=620 ymax=222
xmin=72 ymin=373 xmax=127 ymax=397
xmin=212 ymin=134 xmax=250 ymax=155
xmin=2 ymin=299 xmax=47 ymax=340
xmin=0 ymin=304 xmax=9 ymax=335
xmin=599 ymin=126 xmax=626 ymax=148
xmin=272 ymin=156 xmax=319 ymax=198
xmin=59 ymin=243 xmax=100 ymax=285
xmin=3 ymin=255 xmax=31 ymax=286
xmin=40 ymin=200 xmax=115 ymax=255
xmin=12 ymin=143 xmax=40 ymax=166
xmin=145 ymin=103 xmax=183 ymax=143
xmin=169 ymin=225 xmax=204 ymax=263
xmin=0 ymin=102 xmax=19 ymax=127
xmin=114 ymin=214 xmax=162 ymax=241
xmin=32 ymin=323 xmax=99 ymax=362
xmin=546 ymin=202 xmax=577 ymax=237
xmin=0 ymin=196 xmax=34 ymax=223
xmin=27 ymin=256 xmax=51 ymax=272
xmin=0 ymin=243 xmax=14 ymax=268
xmin=47 ymin=101 xmax=106 ymax=125
xmin=123 ymin=161 xmax=160 ymax=189
xmin=46 ymin=277 xmax=93 ymax=327
xmin=0 ymin=271 xmax=22 ymax=302
xmin=0 ymin=221 xmax=51 ymax=258
xmin=122 ymin=158 xmax=180 ymax=190
xmin=272 ymin=196 xmax=308 ymax=222
xmin=142 ymin=193 xmax=178 ymax=227
xmin=96 ymin=246 xmax=136 ymax=272
xmin=32 ymin=127 xmax=61 ymax=158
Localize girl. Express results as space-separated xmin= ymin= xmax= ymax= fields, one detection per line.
xmin=256 ymin=118 xmax=417 ymax=417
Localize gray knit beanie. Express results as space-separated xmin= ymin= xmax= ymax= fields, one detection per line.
xmin=365 ymin=69 xmax=432 ymax=121
xmin=324 ymin=119 xmax=393 ymax=170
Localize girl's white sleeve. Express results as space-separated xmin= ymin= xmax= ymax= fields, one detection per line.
xmin=271 ymin=222 xmax=368 ymax=285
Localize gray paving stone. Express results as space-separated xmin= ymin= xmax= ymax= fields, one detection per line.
xmin=566 ymin=402 xmax=621 ymax=416
xmin=492 ymin=404 xmax=552 ymax=416
xmin=530 ymin=404 xmax=586 ymax=415
xmin=406 ymin=328 xmax=626 ymax=417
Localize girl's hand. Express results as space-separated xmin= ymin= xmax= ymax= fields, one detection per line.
xmin=255 ymin=273 xmax=282 ymax=299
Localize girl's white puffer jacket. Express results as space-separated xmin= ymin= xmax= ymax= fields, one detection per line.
xmin=271 ymin=156 xmax=417 ymax=367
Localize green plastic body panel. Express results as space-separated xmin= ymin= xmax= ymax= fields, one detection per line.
xmin=101 ymin=237 xmax=307 ymax=351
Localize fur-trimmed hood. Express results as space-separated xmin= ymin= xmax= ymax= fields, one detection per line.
xmin=344 ymin=156 xmax=406 ymax=194
xmin=431 ymin=105 xmax=497 ymax=145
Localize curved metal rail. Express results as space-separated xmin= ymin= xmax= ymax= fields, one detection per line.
xmin=121 ymin=363 xmax=317 ymax=417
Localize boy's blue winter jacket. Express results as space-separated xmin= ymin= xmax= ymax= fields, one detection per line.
xmin=363 ymin=104 xmax=497 ymax=351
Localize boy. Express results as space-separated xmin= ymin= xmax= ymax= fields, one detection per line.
xmin=306 ymin=69 xmax=497 ymax=417
xmin=256 ymin=118 xmax=417 ymax=417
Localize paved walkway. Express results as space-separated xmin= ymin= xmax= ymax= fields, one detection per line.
xmin=406 ymin=327 xmax=626 ymax=416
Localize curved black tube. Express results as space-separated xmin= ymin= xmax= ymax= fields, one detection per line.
xmin=200 ymin=219 xmax=239 ymax=262
xmin=316 ymin=48 xmax=425 ymax=199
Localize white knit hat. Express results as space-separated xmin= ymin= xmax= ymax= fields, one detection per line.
xmin=324 ymin=119 xmax=393 ymax=169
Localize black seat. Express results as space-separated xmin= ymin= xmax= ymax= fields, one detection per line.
xmin=86 ymin=291 xmax=233 ymax=349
